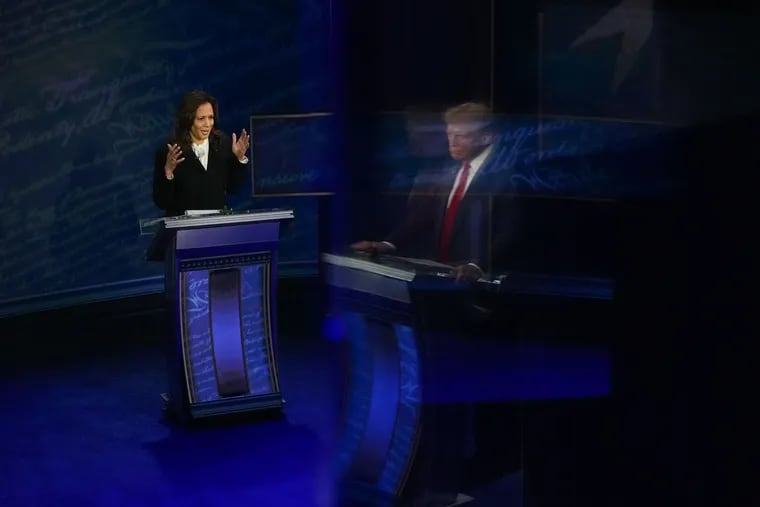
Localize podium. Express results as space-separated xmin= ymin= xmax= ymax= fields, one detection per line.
xmin=146 ymin=209 xmax=294 ymax=420
xmin=323 ymin=253 xmax=472 ymax=507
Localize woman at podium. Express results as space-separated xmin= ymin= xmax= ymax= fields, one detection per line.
xmin=153 ymin=90 xmax=250 ymax=217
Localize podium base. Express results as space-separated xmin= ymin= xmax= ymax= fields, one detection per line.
xmin=158 ymin=392 xmax=285 ymax=425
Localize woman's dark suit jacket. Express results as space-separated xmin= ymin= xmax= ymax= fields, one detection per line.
xmin=153 ymin=133 xmax=247 ymax=217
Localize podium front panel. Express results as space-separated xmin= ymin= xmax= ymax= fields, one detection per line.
xmin=172 ymin=251 xmax=282 ymax=418
xmin=325 ymin=254 xmax=464 ymax=505
xmin=335 ymin=311 xmax=422 ymax=498
xmin=179 ymin=254 xmax=277 ymax=405
xmin=150 ymin=212 xmax=291 ymax=420
xmin=175 ymin=221 xmax=280 ymax=250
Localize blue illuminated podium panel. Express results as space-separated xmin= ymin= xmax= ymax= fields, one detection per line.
xmin=147 ymin=210 xmax=293 ymax=420
xmin=322 ymin=253 xmax=468 ymax=506
xmin=324 ymin=253 xmax=614 ymax=506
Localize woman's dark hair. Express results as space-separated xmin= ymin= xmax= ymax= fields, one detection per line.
xmin=170 ymin=90 xmax=222 ymax=153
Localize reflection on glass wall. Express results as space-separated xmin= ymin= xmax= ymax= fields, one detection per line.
xmin=344 ymin=103 xmax=675 ymax=278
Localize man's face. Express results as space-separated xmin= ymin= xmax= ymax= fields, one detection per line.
xmin=446 ymin=121 xmax=493 ymax=161
xmin=190 ymin=102 xmax=214 ymax=143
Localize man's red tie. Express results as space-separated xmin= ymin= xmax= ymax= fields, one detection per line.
xmin=439 ymin=161 xmax=471 ymax=261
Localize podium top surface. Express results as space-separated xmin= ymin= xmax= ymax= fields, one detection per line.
xmin=163 ymin=208 xmax=294 ymax=229
xmin=321 ymin=253 xmax=454 ymax=281
xmin=322 ymin=252 xmax=614 ymax=300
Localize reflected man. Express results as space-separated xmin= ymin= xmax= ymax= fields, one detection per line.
xmin=352 ymin=102 xmax=514 ymax=281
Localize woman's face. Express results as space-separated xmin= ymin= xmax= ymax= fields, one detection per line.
xmin=190 ymin=102 xmax=214 ymax=143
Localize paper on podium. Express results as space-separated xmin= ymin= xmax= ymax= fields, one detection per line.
xmin=185 ymin=209 xmax=223 ymax=216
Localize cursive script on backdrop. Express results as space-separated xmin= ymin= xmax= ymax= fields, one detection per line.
xmin=0 ymin=0 xmax=333 ymax=305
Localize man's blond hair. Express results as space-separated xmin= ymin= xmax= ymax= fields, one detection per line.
xmin=443 ymin=102 xmax=493 ymax=127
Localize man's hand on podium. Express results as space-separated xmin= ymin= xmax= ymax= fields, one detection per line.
xmin=453 ymin=263 xmax=482 ymax=284
xmin=350 ymin=241 xmax=395 ymax=255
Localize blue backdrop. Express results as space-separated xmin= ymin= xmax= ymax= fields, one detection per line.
xmin=0 ymin=0 xmax=331 ymax=313
xmin=373 ymin=114 xmax=676 ymax=198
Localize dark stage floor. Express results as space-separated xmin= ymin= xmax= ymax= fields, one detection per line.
xmin=0 ymin=278 xmax=624 ymax=507
xmin=0 ymin=289 xmax=339 ymax=507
